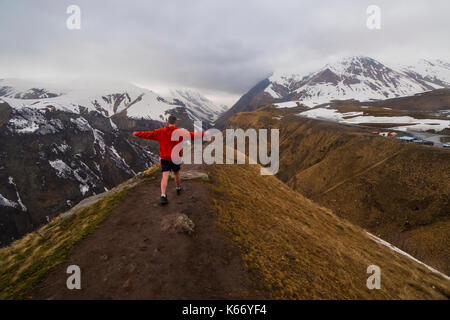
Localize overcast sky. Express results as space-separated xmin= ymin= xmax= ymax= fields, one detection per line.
xmin=0 ymin=0 xmax=449 ymax=105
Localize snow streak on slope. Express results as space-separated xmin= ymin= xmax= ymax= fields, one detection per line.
xmin=367 ymin=232 xmax=450 ymax=280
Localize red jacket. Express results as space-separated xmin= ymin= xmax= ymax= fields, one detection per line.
xmin=133 ymin=126 xmax=205 ymax=161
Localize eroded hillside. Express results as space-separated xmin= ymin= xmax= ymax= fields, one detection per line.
xmin=228 ymin=106 xmax=450 ymax=274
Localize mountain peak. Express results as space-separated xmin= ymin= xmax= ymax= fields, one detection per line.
xmin=334 ymin=55 xmax=378 ymax=64
xmin=0 ymin=78 xmax=226 ymax=126
xmin=322 ymin=56 xmax=387 ymax=76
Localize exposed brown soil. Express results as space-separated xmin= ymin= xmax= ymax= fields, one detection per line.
xmin=29 ymin=166 xmax=258 ymax=299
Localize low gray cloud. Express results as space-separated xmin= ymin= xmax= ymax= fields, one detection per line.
xmin=0 ymin=0 xmax=449 ymax=105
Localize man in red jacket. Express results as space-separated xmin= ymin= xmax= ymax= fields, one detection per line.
xmin=133 ymin=115 xmax=205 ymax=205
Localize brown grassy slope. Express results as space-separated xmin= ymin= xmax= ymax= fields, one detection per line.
xmin=329 ymin=88 xmax=450 ymax=112
xmin=210 ymin=163 xmax=449 ymax=299
xmin=228 ymin=107 xmax=450 ymax=274
xmin=362 ymin=88 xmax=450 ymax=111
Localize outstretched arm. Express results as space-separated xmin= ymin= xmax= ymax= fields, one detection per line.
xmin=189 ymin=131 xmax=207 ymax=140
xmin=133 ymin=129 xmax=161 ymax=140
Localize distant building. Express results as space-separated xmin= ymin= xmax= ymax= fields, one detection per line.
xmin=397 ymin=136 xmax=414 ymax=142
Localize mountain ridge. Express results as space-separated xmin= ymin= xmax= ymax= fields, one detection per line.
xmin=0 ymin=78 xmax=226 ymax=126
xmin=216 ymin=56 xmax=450 ymax=128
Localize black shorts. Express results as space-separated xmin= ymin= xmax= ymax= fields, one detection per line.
xmin=161 ymin=159 xmax=181 ymax=172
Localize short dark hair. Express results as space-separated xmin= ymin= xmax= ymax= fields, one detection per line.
xmin=168 ymin=115 xmax=177 ymax=125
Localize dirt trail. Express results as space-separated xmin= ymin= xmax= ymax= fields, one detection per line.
xmin=29 ymin=165 xmax=257 ymax=299
xmin=320 ymin=150 xmax=402 ymax=195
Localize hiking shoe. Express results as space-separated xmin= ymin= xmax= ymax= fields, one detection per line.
xmin=176 ymin=186 xmax=183 ymax=195
xmin=160 ymin=195 xmax=168 ymax=205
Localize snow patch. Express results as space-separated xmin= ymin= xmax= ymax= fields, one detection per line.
xmin=93 ymin=129 xmax=106 ymax=154
xmin=8 ymin=177 xmax=27 ymax=211
xmin=264 ymin=85 xmax=282 ymax=98
xmin=79 ymin=184 xmax=89 ymax=196
xmin=108 ymin=145 xmax=135 ymax=175
xmin=367 ymin=232 xmax=449 ymax=280
xmin=6 ymin=107 xmax=63 ymax=135
xmin=49 ymin=159 xmax=95 ymax=196
xmin=300 ymin=108 xmax=363 ymax=121
xmin=274 ymin=101 xmax=302 ymax=108
xmin=70 ymin=116 xmax=91 ymax=132
xmin=0 ymin=193 xmax=18 ymax=209
xmin=49 ymin=159 xmax=73 ymax=179
xmin=298 ymin=108 xmax=450 ymax=132
xmin=52 ymin=143 xmax=70 ymax=154
xmin=109 ymin=118 xmax=118 ymax=130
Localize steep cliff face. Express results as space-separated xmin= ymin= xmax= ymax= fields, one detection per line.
xmin=0 ymin=101 xmax=160 ymax=246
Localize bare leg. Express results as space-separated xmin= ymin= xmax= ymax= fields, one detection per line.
xmin=161 ymin=171 xmax=170 ymax=195
xmin=174 ymin=170 xmax=181 ymax=188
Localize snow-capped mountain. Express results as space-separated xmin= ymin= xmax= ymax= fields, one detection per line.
xmin=0 ymin=78 xmax=64 ymax=99
xmin=399 ymin=59 xmax=450 ymax=90
xmin=216 ymin=56 xmax=450 ymax=127
xmin=266 ymin=56 xmax=449 ymax=107
xmin=0 ymin=78 xmax=225 ymax=127
xmin=170 ymin=89 xmax=228 ymax=124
